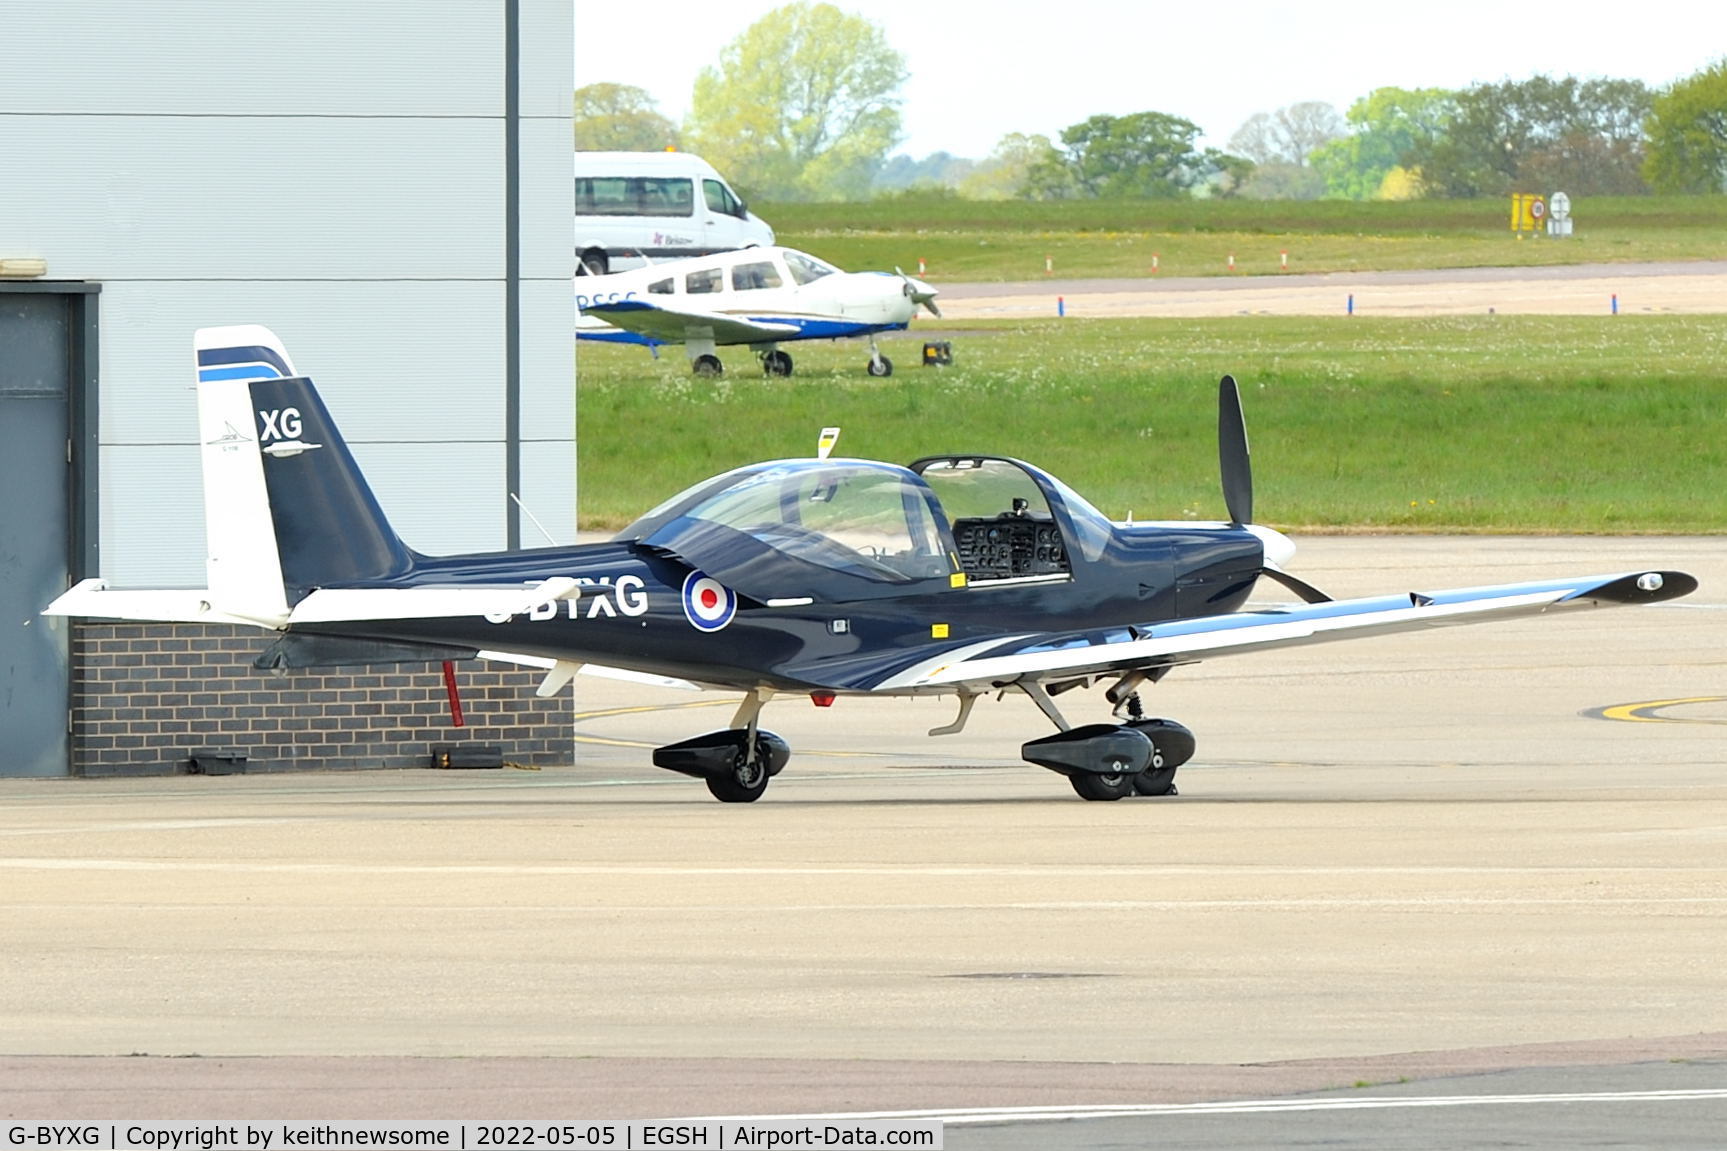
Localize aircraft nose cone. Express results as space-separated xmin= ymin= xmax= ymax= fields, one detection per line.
xmin=1245 ymin=524 xmax=1297 ymax=570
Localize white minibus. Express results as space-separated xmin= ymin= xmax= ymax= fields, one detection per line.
xmin=574 ymin=151 xmax=774 ymax=276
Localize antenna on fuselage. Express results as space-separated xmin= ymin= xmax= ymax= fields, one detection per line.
xmin=510 ymin=492 xmax=562 ymax=547
xmin=817 ymin=427 xmax=841 ymax=460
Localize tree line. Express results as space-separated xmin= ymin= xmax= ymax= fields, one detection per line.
xmin=575 ymin=2 xmax=1727 ymax=202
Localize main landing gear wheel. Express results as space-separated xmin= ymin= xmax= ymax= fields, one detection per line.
xmin=693 ymin=354 xmax=723 ymax=378
xmin=1123 ymin=717 xmax=1194 ymax=796
xmin=1070 ymin=772 xmax=1135 ymax=801
xmin=866 ymin=355 xmax=893 ymax=377
xmin=1132 ymin=767 xmax=1178 ymax=796
xmin=761 ymin=350 xmax=793 ymax=377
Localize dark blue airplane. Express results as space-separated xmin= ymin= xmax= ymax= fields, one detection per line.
xmin=47 ymin=326 xmax=1698 ymax=802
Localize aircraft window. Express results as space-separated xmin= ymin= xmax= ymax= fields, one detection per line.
xmin=785 ymin=251 xmax=837 ymax=286
xmin=575 ymin=176 xmax=695 ymax=218
xmin=703 ymin=178 xmax=745 ymax=218
xmin=920 ymin=460 xmax=1047 ymax=522
xmin=685 ymin=267 xmax=723 ymax=294
xmin=918 ymin=458 xmax=1079 ymax=580
xmin=1042 ymin=474 xmax=1113 ymax=563
xmin=731 ymin=261 xmax=784 ymax=291
xmin=647 ymin=277 xmax=673 ymax=295
xmin=679 ymin=463 xmax=950 ymax=582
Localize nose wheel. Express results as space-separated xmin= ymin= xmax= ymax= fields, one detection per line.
xmin=706 ymin=743 xmax=771 ymax=803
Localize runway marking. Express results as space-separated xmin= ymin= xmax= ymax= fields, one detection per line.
xmin=696 ymin=1089 xmax=1727 ymax=1125
xmin=4 ymin=858 xmax=1725 ymax=880
xmin=14 ymin=897 xmax=1727 ymax=917
xmin=1587 ymin=696 xmax=1727 ymax=725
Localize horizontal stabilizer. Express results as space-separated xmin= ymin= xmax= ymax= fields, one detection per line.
xmin=42 ymin=579 xmax=284 ymax=628
xmin=288 ymin=579 xmax=582 ymax=624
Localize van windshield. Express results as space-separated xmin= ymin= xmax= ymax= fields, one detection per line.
xmin=703 ymin=179 xmax=746 ymax=219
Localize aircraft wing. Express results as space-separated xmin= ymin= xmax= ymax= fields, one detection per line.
xmin=874 ymin=570 xmax=1695 ymax=693
xmin=581 ymin=299 xmax=800 ymax=345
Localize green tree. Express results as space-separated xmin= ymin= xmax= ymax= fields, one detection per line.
xmin=1644 ymin=60 xmax=1727 ymax=193
xmin=1310 ymin=87 xmax=1454 ymax=200
xmin=573 ymin=83 xmax=678 ymax=151
xmin=1228 ymin=101 xmax=1344 ymax=168
xmin=957 ymin=133 xmax=1069 ymax=200
xmin=874 ymin=151 xmax=977 ymax=194
xmin=683 ymin=2 xmax=906 ymax=200
xmin=1051 ymin=111 xmax=1218 ymax=198
xmin=1407 ymin=75 xmax=1652 ymax=197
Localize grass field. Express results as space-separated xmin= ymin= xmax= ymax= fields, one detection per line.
xmin=761 ymin=195 xmax=1727 ymax=280
xmin=575 ymin=314 xmax=1727 ymax=533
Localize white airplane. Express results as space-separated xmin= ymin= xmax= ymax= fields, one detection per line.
xmin=575 ymin=245 xmax=940 ymax=378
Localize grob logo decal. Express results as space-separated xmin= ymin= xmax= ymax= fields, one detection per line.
xmin=682 ymin=570 xmax=736 ymax=632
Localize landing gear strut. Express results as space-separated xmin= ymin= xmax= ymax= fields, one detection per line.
xmin=866 ymin=336 xmax=893 ymax=377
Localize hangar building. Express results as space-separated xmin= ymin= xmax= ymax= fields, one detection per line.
xmin=0 ymin=1 xmax=576 ymax=777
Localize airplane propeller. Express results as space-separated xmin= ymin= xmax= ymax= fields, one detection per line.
xmin=1219 ymin=375 xmax=1253 ymax=526
xmin=1218 ymin=375 xmax=1333 ymax=605
xmin=895 ymin=267 xmax=942 ymax=318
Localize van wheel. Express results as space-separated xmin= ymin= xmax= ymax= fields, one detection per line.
xmin=579 ymin=248 xmax=609 ymax=277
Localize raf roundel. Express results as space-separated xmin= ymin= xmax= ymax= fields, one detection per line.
xmin=681 ymin=570 xmax=737 ymax=632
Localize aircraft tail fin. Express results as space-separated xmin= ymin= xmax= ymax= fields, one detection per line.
xmin=194 ymin=326 xmax=416 ymax=622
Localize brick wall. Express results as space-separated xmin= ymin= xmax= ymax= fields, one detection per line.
xmin=71 ymin=622 xmax=573 ymax=776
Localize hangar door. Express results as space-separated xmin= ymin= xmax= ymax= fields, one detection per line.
xmin=0 ymin=292 xmax=73 ymax=776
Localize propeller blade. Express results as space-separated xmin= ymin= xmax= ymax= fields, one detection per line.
xmin=1259 ymin=566 xmax=1333 ymax=604
xmin=1218 ymin=374 xmax=1252 ymax=525
xmin=895 ymin=267 xmax=941 ymax=318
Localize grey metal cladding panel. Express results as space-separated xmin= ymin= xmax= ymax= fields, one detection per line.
xmin=101 ymin=441 xmax=509 ymax=588
xmin=98 ymin=281 xmax=505 ymax=444
xmin=99 ymin=444 xmax=203 ymax=587
xmin=352 ymin=440 xmax=509 ymax=557
xmin=0 ymin=0 xmax=502 ymax=114
xmin=519 ymin=440 xmax=577 ymax=544
xmin=519 ymin=0 xmax=576 ymax=118
xmin=518 ymin=277 xmax=576 ymax=435
xmin=518 ymin=116 xmax=579 ymax=281
xmin=5 ymin=116 xmax=503 ymax=280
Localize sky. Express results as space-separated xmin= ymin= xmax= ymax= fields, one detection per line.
xmin=574 ymin=0 xmax=1727 ymax=158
